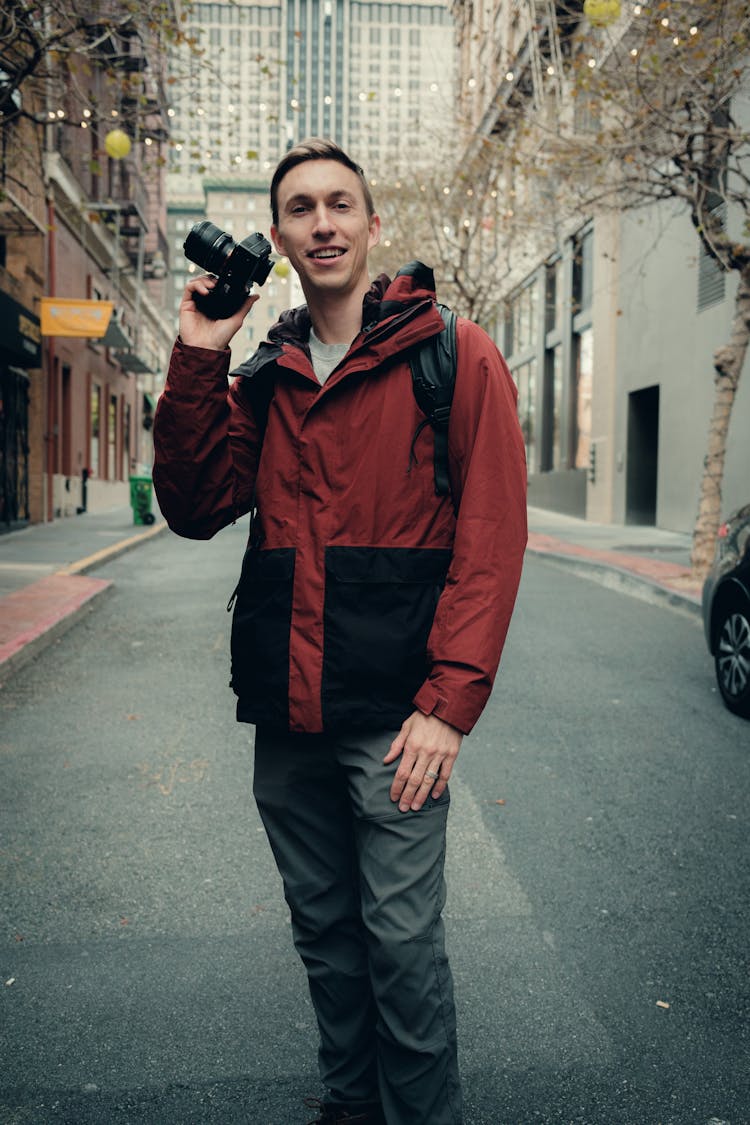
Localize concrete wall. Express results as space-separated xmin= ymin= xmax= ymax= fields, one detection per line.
xmin=613 ymin=202 xmax=748 ymax=532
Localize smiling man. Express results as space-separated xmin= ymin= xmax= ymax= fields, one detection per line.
xmin=153 ymin=139 xmax=527 ymax=1125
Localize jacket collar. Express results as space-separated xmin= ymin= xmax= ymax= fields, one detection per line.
xmin=233 ymin=261 xmax=441 ymax=383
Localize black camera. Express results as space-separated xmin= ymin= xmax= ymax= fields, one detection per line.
xmin=183 ymin=221 xmax=273 ymax=319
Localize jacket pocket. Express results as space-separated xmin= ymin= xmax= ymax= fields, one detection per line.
xmin=230 ymin=547 xmax=295 ymax=725
xmin=322 ymin=546 xmax=451 ymax=727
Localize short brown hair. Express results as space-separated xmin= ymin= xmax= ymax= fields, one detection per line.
xmin=270 ymin=138 xmax=376 ymax=225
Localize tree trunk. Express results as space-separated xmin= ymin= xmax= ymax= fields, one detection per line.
xmin=690 ymin=263 xmax=750 ymax=578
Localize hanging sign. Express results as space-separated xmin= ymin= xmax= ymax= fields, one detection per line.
xmin=40 ymin=298 xmax=115 ymax=338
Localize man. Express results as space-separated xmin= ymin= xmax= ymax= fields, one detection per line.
xmin=153 ymin=138 xmax=527 ymax=1125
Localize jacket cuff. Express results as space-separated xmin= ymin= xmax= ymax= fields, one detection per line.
xmin=413 ymin=682 xmax=473 ymax=736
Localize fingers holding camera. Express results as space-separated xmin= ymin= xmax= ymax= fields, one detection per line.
xmin=179 ymin=276 xmax=259 ymax=352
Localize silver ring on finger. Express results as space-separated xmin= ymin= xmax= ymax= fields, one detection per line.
xmin=425 ymin=769 xmax=440 ymax=781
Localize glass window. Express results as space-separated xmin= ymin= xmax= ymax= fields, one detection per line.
xmin=108 ymin=394 xmax=117 ymax=480
xmin=573 ymin=229 xmax=593 ymax=314
xmin=514 ymin=358 xmax=536 ymax=470
xmin=123 ymin=401 xmax=131 ymax=479
xmin=90 ymin=384 xmax=100 ymax=476
xmin=545 ymin=260 xmax=562 ymax=334
xmin=507 ymin=279 xmax=538 ymax=357
xmin=542 ymin=345 xmax=563 ymax=471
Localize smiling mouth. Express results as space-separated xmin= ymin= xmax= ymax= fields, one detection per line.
xmin=308 ymin=248 xmax=346 ymax=260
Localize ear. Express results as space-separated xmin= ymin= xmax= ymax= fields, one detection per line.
xmin=368 ymin=212 xmax=381 ymax=251
xmin=270 ymin=224 xmax=285 ymax=256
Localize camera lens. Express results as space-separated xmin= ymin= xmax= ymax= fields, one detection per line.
xmin=183 ymin=221 xmax=236 ymax=274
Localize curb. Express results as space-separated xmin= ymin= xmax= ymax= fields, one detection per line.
xmin=0 ymin=521 xmax=168 ymax=686
xmin=526 ymin=544 xmax=703 ymax=617
xmin=57 ymin=519 xmax=168 ymax=576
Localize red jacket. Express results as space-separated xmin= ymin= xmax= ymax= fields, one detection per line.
xmin=153 ymin=264 xmax=527 ymax=734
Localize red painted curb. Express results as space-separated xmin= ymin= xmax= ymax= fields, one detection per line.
xmin=0 ymin=573 xmax=112 ymax=668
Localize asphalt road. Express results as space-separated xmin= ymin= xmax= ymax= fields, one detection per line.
xmin=1 ymin=522 xmax=748 ymax=1125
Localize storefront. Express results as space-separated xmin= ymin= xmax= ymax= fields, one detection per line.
xmin=0 ymin=289 xmax=41 ymax=530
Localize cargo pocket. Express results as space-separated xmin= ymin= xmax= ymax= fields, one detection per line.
xmin=230 ymin=547 xmax=295 ymax=725
xmin=322 ymin=546 xmax=451 ymax=728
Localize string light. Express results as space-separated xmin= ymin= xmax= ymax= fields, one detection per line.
xmin=505 ymin=71 xmax=514 ymax=82
xmin=690 ymin=25 xmax=698 ymax=35
xmin=588 ymin=58 xmax=597 ymax=68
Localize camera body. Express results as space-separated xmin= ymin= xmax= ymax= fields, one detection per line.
xmin=183 ymin=221 xmax=273 ymax=319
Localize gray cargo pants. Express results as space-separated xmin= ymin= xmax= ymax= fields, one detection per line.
xmin=253 ymin=727 xmax=463 ymax=1125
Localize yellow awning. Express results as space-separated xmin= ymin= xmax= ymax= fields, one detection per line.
xmin=40 ymin=298 xmax=115 ymax=338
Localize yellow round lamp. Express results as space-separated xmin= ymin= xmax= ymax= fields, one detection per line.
xmin=273 ymin=258 xmax=291 ymax=279
xmin=584 ymin=0 xmax=621 ymax=27
xmin=104 ymin=128 xmax=132 ymax=160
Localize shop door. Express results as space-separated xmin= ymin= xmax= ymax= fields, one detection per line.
xmin=626 ymin=384 xmax=659 ymax=525
xmin=0 ymin=365 xmax=31 ymax=529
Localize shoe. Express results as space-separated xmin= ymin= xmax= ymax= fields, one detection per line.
xmin=302 ymin=1095 xmax=385 ymax=1123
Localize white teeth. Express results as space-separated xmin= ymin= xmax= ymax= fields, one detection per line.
xmin=311 ymin=249 xmax=344 ymax=259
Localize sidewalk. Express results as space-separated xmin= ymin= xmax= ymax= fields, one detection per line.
xmin=525 ymin=505 xmax=703 ymax=612
xmin=0 ymin=506 xmax=167 ymax=680
xmin=0 ymin=503 xmax=704 ymax=686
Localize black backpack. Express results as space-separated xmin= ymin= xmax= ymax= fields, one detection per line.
xmin=408 ymin=303 xmax=457 ymax=507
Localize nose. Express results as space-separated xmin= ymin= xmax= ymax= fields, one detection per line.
xmin=311 ymin=203 xmax=335 ymax=238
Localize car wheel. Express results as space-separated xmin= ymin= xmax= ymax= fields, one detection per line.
xmin=715 ymin=600 xmax=750 ymax=718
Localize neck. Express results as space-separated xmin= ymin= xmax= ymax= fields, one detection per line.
xmin=304 ymin=280 xmax=371 ymax=345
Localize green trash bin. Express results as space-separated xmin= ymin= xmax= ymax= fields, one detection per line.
xmin=129 ymin=475 xmax=156 ymax=526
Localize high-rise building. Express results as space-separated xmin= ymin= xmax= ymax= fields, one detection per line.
xmin=167 ymin=0 xmax=455 ymax=196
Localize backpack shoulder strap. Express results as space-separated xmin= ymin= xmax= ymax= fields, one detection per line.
xmin=409 ymin=303 xmax=458 ymax=506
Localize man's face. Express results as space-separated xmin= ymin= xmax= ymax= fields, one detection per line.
xmin=271 ymin=160 xmax=381 ymax=302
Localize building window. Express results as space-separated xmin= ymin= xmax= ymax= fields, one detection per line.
xmin=542 ymin=344 xmax=563 ymax=471
xmin=123 ymin=401 xmax=131 ymax=479
xmin=545 ymin=259 xmax=562 ymax=333
xmin=572 ymin=227 xmax=593 ymax=315
xmin=698 ymin=203 xmax=727 ymax=310
xmin=515 ymin=358 xmax=537 ymax=470
xmin=506 ymin=278 xmax=538 ymax=357
xmin=91 ymin=384 xmax=100 ymax=476
xmin=108 ymin=394 xmax=117 ymax=480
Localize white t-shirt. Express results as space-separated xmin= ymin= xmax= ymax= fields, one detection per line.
xmin=308 ymin=328 xmax=351 ymax=385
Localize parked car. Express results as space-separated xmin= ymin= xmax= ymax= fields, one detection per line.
xmin=702 ymin=503 xmax=750 ymax=718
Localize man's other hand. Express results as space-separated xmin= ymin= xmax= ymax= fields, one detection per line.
xmin=384 ymin=711 xmax=463 ymax=812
